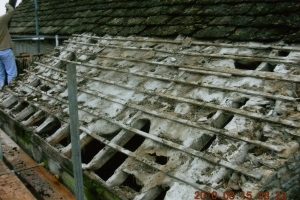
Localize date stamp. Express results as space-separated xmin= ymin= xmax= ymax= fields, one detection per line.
xmin=194 ymin=191 xmax=287 ymax=200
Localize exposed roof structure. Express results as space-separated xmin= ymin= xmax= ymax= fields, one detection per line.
xmin=10 ymin=0 xmax=300 ymax=42
xmin=3 ymin=0 xmax=300 ymax=199
xmin=1 ymin=33 xmax=300 ymax=199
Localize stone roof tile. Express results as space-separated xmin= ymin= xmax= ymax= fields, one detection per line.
xmin=197 ymin=5 xmax=231 ymax=16
xmin=247 ymin=3 xmax=275 ymax=15
xmin=168 ymin=16 xmax=202 ymax=25
xmin=194 ymin=26 xmax=236 ymax=38
xmin=256 ymin=28 xmax=286 ymax=41
xmin=118 ymin=25 xmax=146 ymax=36
xmin=144 ymin=16 xmax=172 ymax=25
xmin=9 ymin=0 xmax=300 ymax=43
xmin=126 ymin=17 xmax=146 ymax=26
xmin=228 ymin=27 xmax=260 ymax=40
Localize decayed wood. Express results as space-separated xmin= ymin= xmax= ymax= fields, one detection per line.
xmin=157 ymin=48 xmax=298 ymax=63
xmin=67 ymin=68 xmax=299 ymax=128
xmin=0 ymin=129 xmax=75 ymax=200
xmin=79 ymin=107 xmax=263 ymax=180
xmin=72 ymin=34 xmax=300 ymax=51
xmin=199 ymin=83 xmax=296 ymax=102
xmin=32 ymin=61 xmax=300 ymax=128
xmin=30 ymin=59 xmax=298 ymax=144
xmin=97 ymin=54 xmax=300 ymax=83
xmin=179 ymin=67 xmax=232 ymax=77
xmin=62 ymin=132 xmax=93 ymax=158
xmin=22 ymin=74 xmax=287 ymax=153
xmin=65 ymin=40 xmax=300 ymax=64
xmin=35 ymin=116 xmax=55 ymax=134
xmin=0 ymin=172 xmax=36 ymax=200
xmin=46 ymin=123 xmax=69 ymax=146
xmin=85 ymin=116 xmax=146 ymax=171
xmin=80 ymin=127 xmax=226 ymax=198
xmin=79 ymin=88 xmax=286 ymax=152
xmin=21 ymin=110 xmax=44 ymax=127
xmin=7 ymin=86 xmax=68 ymax=125
xmin=179 ymin=65 xmax=300 ymax=83
xmin=1 ymin=95 xmax=18 ymax=108
xmin=14 ymin=78 xmax=265 ymax=179
xmin=53 ymin=47 xmax=300 ymax=83
xmin=38 ymin=57 xmax=298 ymax=104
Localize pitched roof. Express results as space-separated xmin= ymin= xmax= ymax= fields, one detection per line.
xmin=10 ymin=0 xmax=300 ymax=42
xmin=1 ymin=33 xmax=300 ymax=199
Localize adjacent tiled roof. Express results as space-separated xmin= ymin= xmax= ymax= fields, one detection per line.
xmin=10 ymin=0 xmax=300 ymax=42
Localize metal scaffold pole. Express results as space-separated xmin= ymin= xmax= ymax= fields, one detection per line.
xmin=0 ymin=133 xmax=2 ymax=160
xmin=67 ymin=62 xmax=84 ymax=200
xmin=34 ymin=0 xmax=40 ymax=54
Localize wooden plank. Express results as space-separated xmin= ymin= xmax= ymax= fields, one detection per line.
xmin=0 ymin=130 xmax=37 ymax=171
xmin=0 ymin=160 xmax=36 ymax=200
xmin=0 ymin=159 xmax=11 ymax=176
xmin=20 ymin=167 xmax=75 ymax=200
xmin=0 ymin=128 xmax=75 ymax=200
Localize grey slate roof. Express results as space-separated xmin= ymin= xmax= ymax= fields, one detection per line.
xmin=10 ymin=0 xmax=300 ymax=42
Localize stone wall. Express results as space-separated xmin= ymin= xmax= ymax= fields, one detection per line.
xmin=10 ymin=0 xmax=300 ymax=43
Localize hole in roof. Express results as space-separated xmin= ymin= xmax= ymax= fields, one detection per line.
xmin=278 ymin=51 xmax=289 ymax=57
xmin=268 ymin=64 xmax=277 ymax=72
xmin=200 ymin=135 xmax=216 ymax=151
xmin=29 ymin=115 xmax=46 ymax=127
xmin=7 ymin=101 xmax=18 ymax=110
xmin=249 ymin=146 xmax=265 ymax=156
xmin=148 ymin=153 xmax=168 ymax=165
xmin=121 ymin=173 xmax=143 ymax=192
xmin=89 ymin=39 xmax=98 ymax=44
xmin=154 ymin=186 xmax=170 ymax=200
xmin=259 ymin=63 xmax=277 ymax=72
xmin=95 ymin=120 xmax=150 ymax=181
xmin=129 ymin=111 xmax=137 ymax=118
xmin=123 ymin=131 xmax=145 ymax=152
xmin=212 ymin=113 xmax=234 ymax=129
xmin=157 ymin=56 xmax=167 ymax=62
xmin=81 ymin=139 xmax=105 ymax=164
xmin=148 ymin=44 xmax=158 ymax=48
xmin=190 ymin=133 xmax=214 ymax=151
xmin=296 ymin=83 xmax=300 ymax=97
xmin=57 ymin=135 xmax=71 ymax=148
xmin=40 ymin=85 xmax=51 ymax=92
xmin=94 ymin=151 xmax=128 ymax=181
xmin=207 ymin=112 xmax=216 ymax=119
xmin=19 ymin=90 xmax=28 ymax=95
xmin=260 ymin=134 xmax=268 ymax=142
xmin=232 ymin=97 xmax=249 ymax=109
xmin=234 ymin=61 xmax=260 ymax=70
xmin=10 ymin=102 xmax=29 ymax=115
xmin=123 ymin=119 xmax=150 ymax=152
xmin=22 ymin=109 xmax=36 ymax=121
xmin=30 ymin=79 xmax=41 ymax=87
xmin=37 ymin=118 xmax=61 ymax=138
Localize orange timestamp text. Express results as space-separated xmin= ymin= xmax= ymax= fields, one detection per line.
xmin=194 ymin=191 xmax=287 ymax=200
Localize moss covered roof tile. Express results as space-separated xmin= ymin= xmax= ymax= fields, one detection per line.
xmin=9 ymin=0 xmax=300 ymax=43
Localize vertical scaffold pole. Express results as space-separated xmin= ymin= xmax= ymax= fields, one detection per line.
xmin=67 ymin=62 xmax=84 ymax=200
xmin=34 ymin=0 xmax=40 ymax=54
xmin=0 ymin=132 xmax=2 ymax=160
